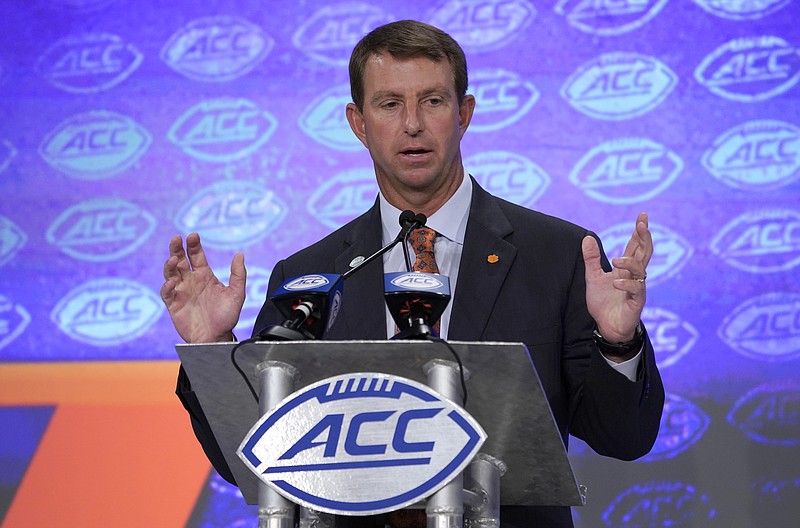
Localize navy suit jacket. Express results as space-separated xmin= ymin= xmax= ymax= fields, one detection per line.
xmin=178 ymin=179 xmax=664 ymax=527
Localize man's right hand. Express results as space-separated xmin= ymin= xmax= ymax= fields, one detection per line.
xmin=160 ymin=233 xmax=246 ymax=343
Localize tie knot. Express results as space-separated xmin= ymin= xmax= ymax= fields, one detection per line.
xmin=410 ymin=227 xmax=439 ymax=274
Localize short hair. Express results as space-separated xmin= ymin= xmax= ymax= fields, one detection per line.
xmin=349 ymin=20 xmax=468 ymax=111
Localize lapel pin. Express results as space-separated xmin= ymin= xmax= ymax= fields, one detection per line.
xmin=349 ymin=256 xmax=365 ymax=268
xmin=487 ymin=254 xmax=499 ymax=264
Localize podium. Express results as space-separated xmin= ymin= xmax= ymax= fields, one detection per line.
xmin=177 ymin=340 xmax=584 ymax=524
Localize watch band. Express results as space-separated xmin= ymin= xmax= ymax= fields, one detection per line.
xmin=592 ymin=323 xmax=644 ymax=357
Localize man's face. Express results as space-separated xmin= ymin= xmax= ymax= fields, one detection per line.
xmin=346 ymin=53 xmax=475 ymax=210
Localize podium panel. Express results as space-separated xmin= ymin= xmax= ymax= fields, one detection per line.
xmin=177 ymin=340 xmax=583 ymax=508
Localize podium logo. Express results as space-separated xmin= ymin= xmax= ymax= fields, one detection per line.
xmin=39 ymin=110 xmax=152 ymax=180
xmin=603 ymin=481 xmax=715 ymax=527
xmin=694 ymin=36 xmax=800 ymax=102
xmin=239 ymin=374 xmax=485 ymax=515
xmin=427 ymin=0 xmax=536 ymax=51
xmin=292 ymin=3 xmax=393 ymax=65
xmin=469 ymin=68 xmax=539 ymax=132
xmin=51 ymin=278 xmax=164 ymax=346
xmin=299 ymin=84 xmax=363 ymax=151
xmin=168 ymin=98 xmax=278 ymax=163
xmin=46 ymin=198 xmax=156 ymax=262
xmin=641 ymin=307 xmax=698 ymax=368
xmin=175 ymin=180 xmax=287 ymax=250
xmin=569 ymin=138 xmax=683 ymax=204
xmin=465 ymin=151 xmax=550 ymax=206
xmin=554 ymin=0 xmax=668 ymax=36
xmin=391 ymin=274 xmax=445 ymax=291
xmin=0 ymin=139 xmax=17 ymax=174
xmin=718 ymin=292 xmax=800 ymax=362
xmin=561 ymin=52 xmax=676 ymax=120
xmin=728 ymin=381 xmax=800 ymax=445
xmin=0 ymin=216 xmax=27 ymax=266
xmin=220 ymin=265 xmax=271 ymax=337
xmin=161 ymin=16 xmax=273 ymax=82
xmin=711 ymin=209 xmax=800 ymax=273
xmin=703 ymin=120 xmax=800 ymax=191
xmin=307 ymin=168 xmax=379 ymax=229
xmin=640 ymin=393 xmax=709 ymax=462
xmin=692 ymin=0 xmax=792 ymax=20
xmin=600 ymin=222 xmax=692 ymax=286
xmin=0 ymin=294 xmax=31 ymax=352
xmin=36 ymin=33 xmax=142 ymax=94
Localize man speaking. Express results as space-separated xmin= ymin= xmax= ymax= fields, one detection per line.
xmin=162 ymin=19 xmax=664 ymax=528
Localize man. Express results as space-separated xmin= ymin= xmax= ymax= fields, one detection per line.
xmin=163 ymin=20 xmax=664 ymax=528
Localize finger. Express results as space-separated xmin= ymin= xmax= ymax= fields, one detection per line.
xmin=160 ymin=276 xmax=177 ymax=306
xmin=611 ymin=255 xmax=646 ymax=275
xmin=613 ymin=277 xmax=647 ymax=298
xmin=581 ymin=236 xmax=603 ymax=280
xmin=185 ymin=232 xmax=210 ymax=271
xmin=636 ymin=214 xmax=654 ymax=268
xmin=228 ymin=253 xmax=247 ymax=294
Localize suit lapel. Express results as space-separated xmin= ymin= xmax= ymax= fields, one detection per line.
xmin=449 ymin=180 xmax=516 ymax=341
xmin=330 ymin=203 xmax=386 ymax=340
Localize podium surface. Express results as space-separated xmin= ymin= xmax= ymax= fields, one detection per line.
xmin=177 ymin=340 xmax=583 ymax=508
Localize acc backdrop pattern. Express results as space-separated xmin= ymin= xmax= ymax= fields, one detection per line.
xmin=0 ymin=1 xmax=798 ymax=527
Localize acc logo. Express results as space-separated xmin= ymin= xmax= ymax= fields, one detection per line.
xmin=641 ymin=307 xmax=698 ymax=368
xmin=36 ymin=33 xmax=142 ymax=94
xmin=285 ymin=275 xmax=331 ymax=291
xmin=161 ymin=16 xmax=273 ymax=82
xmin=554 ymin=0 xmax=668 ymax=36
xmin=694 ymin=36 xmax=800 ymax=102
xmin=51 ymin=278 xmax=164 ymax=346
xmin=718 ymin=292 xmax=800 ymax=362
xmin=307 ymin=168 xmax=379 ymax=229
xmin=0 ymin=294 xmax=31 ymax=352
xmin=465 ymin=151 xmax=550 ymax=206
xmin=299 ymin=84 xmax=362 ymax=151
xmin=239 ymin=373 xmax=485 ymax=514
xmin=469 ymin=69 xmax=539 ymax=132
xmin=599 ymin=222 xmax=692 ymax=286
xmin=711 ymin=209 xmax=800 ymax=273
xmin=752 ymin=475 xmax=800 ymax=516
xmin=561 ymin=52 xmax=676 ymax=120
xmin=639 ymin=393 xmax=709 ymax=462
xmin=176 ymin=181 xmax=287 ymax=250
xmin=391 ymin=273 xmax=445 ymax=291
xmin=692 ymin=0 xmax=792 ymax=20
xmin=292 ymin=3 xmax=393 ymax=65
xmin=427 ymin=0 xmax=535 ymax=52
xmin=0 ymin=216 xmax=27 ymax=266
xmin=0 ymin=139 xmax=17 ymax=174
xmin=728 ymin=380 xmax=800 ymax=445
xmin=602 ymin=481 xmax=716 ymax=527
xmin=569 ymin=138 xmax=683 ymax=204
xmin=45 ymin=198 xmax=156 ymax=262
xmin=702 ymin=120 xmax=800 ymax=191
xmin=168 ymin=98 xmax=278 ymax=163
xmin=39 ymin=110 xmax=152 ymax=180
xmin=220 ymin=265 xmax=271 ymax=337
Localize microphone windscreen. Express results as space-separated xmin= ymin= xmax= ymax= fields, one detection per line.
xmin=399 ymin=210 xmax=416 ymax=227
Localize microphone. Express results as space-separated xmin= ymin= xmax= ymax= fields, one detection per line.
xmin=254 ymin=273 xmax=343 ymax=341
xmin=256 ymin=211 xmax=427 ymax=341
xmin=384 ymin=271 xmax=450 ymax=339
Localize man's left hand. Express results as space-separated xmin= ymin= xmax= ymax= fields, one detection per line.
xmin=582 ymin=212 xmax=652 ymax=343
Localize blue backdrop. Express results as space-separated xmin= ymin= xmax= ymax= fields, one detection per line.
xmin=0 ymin=0 xmax=798 ymax=527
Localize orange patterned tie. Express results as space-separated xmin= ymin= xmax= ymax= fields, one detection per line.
xmin=410 ymin=227 xmax=439 ymax=274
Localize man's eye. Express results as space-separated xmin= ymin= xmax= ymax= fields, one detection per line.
xmin=427 ymin=98 xmax=442 ymax=106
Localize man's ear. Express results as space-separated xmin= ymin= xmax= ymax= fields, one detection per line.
xmin=346 ymin=102 xmax=369 ymax=148
xmin=458 ymin=94 xmax=476 ymax=137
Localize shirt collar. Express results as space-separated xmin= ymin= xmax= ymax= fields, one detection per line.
xmin=379 ymin=171 xmax=472 ymax=246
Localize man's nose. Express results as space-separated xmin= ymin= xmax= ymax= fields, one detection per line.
xmin=403 ymin=105 xmax=423 ymax=135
